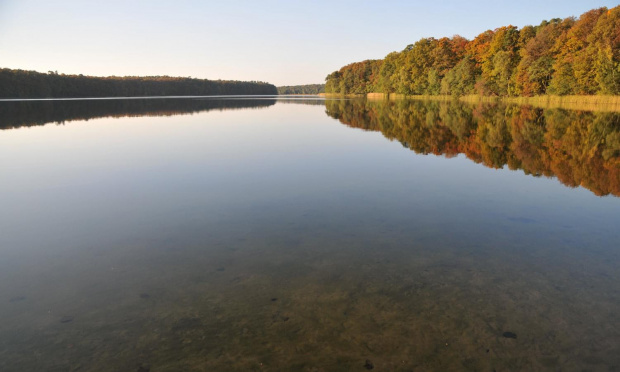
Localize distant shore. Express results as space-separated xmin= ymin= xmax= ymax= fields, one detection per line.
xmin=0 ymin=68 xmax=278 ymax=99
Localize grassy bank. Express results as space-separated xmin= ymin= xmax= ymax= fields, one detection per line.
xmin=364 ymin=93 xmax=620 ymax=112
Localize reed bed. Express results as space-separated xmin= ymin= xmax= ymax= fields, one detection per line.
xmin=501 ymin=95 xmax=620 ymax=112
xmin=364 ymin=93 xmax=620 ymax=112
xmin=328 ymin=93 xmax=620 ymax=112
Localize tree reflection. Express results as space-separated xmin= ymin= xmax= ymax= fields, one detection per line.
xmin=0 ymin=98 xmax=277 ymax=130
xmin=326 ymin=99 xmax=619 ymax=197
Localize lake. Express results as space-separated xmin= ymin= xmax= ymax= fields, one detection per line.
xmin=0 ymin=96 xmax=619 ymax=371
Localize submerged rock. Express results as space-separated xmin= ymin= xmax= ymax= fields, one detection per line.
xmin=60 ymin=316 xmax=74 ymax=323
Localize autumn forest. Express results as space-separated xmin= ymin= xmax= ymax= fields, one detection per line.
xmin=325 ymin=7 xmax=620 ymax=97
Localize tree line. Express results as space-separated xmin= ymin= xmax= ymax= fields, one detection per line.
xmin=277 ymin=84 xmax=325 ymax=95
xmin=325 ymin=6 xmax=619 ymax=97
xmin=0 ymin=69 xmax=278 ymax=98
xmin=325 ymin=99 xmax=619 ymax=196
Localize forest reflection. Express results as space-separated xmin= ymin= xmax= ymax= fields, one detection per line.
xmin=326 ymin=99 xmax=619 ymax=197
xmin=0 ymin=97 xmax=276 ymax=130
xmin=3 ymin=97 xmax=617 ymax=197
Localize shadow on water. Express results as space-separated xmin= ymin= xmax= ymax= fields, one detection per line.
xmin=326 ymin=99 xmax=620 ymax=197
xmin=0 ymin=97 xmax=277 ymax=130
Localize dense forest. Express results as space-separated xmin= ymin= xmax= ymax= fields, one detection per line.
xmin=277 ymin=84 xmax=325 ymax=95
xmin=0 ymin=98 xmax=276 ymax=130
xmin=326 ymin=99 xmax=619 ymax=197
xmin=0 ymin=69 xmax=277 ymax=98
xmin=325 ymin=6 xmax=619 ymax=97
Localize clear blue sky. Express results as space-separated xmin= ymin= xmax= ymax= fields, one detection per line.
xmin=0 ymin=0 xmax=617 ymax=86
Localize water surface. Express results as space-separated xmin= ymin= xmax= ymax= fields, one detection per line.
xmin=0 ymin=97 xmax=618 ymax=371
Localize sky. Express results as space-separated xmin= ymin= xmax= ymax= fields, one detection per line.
xmin=0 ymin=0 xmax=618 ymax=86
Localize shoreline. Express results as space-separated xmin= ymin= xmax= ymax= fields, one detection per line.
xmin=324 ymin=93 xmax=620 ymax=112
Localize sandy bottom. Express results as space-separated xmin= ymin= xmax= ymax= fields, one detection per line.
xmin=1 ymin=217 xmax=619 ymax=372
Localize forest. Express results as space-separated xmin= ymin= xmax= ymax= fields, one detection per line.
xmin=0 ymin=69 xmax=277 ymax=98
xmin=277 ymin=84 xmax=325 ymax=95
xmin=326 ymin=99 xmax=619 ymax=197
xmin=325 ymin=6 xmax=619 ymax=97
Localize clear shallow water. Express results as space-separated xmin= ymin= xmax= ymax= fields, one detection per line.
xmin=0 ymin=97 xmax=619 ymax=371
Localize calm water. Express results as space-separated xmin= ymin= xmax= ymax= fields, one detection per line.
xmin=0 ymin=97 xmax=619 ymax=371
